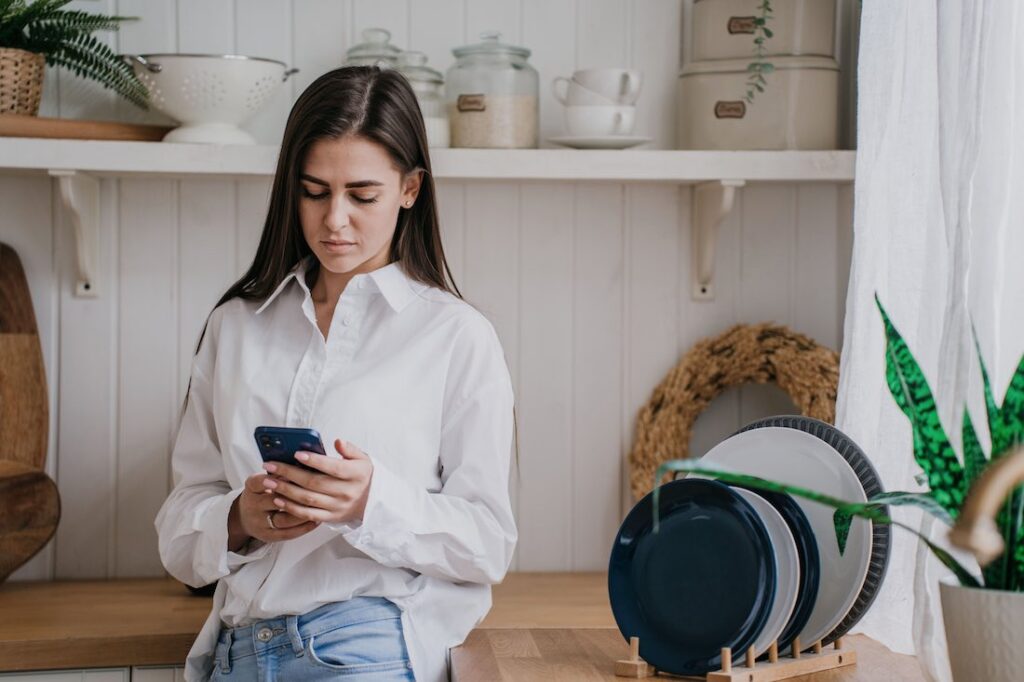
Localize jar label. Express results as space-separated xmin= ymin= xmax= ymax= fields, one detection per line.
xmin=715 ymin=101 xmax=747 ymax=119
xmin=727 ymin=16 xmax=757 ymax=34
xmin=457 ymin=94 xmax=487 ymax=112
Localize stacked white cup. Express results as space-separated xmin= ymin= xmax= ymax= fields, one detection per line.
xmin=552 ymin=68 xmax=643 ymax=137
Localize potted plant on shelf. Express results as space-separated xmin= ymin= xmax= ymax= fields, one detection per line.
xmin=655 ymin=296 xmax=1024 ymax=681
xmin=0 ymin=0 xmax=148 ymax=115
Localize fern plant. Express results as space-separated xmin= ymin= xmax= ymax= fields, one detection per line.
xmin=655 ymin=295 xmax=1024 ymax=591
xmin=0 ymin=0 xmax=149 ymax=109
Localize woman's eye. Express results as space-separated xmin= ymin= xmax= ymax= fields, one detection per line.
xmin=352 ymin=195 xmax=378 ymax=205
xmin=301 ymin=188 xmax=328 ymax=201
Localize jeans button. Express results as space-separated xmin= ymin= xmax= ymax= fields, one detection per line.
xmin=256 ymin=627 xmax=273 ymax=642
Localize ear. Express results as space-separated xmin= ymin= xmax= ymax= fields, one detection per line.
xmin=401 ymin=169 xmax=423 ymax=206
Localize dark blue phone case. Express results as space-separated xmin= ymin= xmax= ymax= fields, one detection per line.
xmin=254 ymin=426 xmax=327 ymax=472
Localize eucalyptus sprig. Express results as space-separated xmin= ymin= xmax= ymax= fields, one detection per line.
xmin=744 ymin=0 xmax=775 ymax=104
xmin=0 ymin=0 xmax=149 ymax=109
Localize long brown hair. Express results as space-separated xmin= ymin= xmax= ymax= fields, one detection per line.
xmin=216 ymin=65 xmax=458 ymax=309
xmin=189 ymin=65 xmax=519 ymax=476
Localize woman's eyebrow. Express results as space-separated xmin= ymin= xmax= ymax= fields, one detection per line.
xmin=299 ymin=173 xmax=384 ymax=189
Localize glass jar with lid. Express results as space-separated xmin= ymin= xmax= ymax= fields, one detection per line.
xmin=344 ymin=28 xmax=401 ymax=68
xmin=395 ymin=51 xmax=449 ymax=148
xmin=445 ymin=31 xmax=538 ymax=148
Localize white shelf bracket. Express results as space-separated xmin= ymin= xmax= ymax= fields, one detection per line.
xmin=48 ymin=169 xmax=99 ymax=298
xmin=691 ymin=179 xmax=745 ymax=301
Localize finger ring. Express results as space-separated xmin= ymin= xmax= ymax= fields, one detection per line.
xmin=266 ymin=511 xmax=279 ymax=530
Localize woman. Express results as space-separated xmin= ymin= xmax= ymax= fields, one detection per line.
xmin=154 ymin=66 xmax=518 ymax=682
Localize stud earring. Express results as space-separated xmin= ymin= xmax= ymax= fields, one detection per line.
xmin=405 ymin=200 xmax=412 ymax=207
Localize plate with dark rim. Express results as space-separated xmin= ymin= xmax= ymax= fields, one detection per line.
xmin=699 ymin=422 xmax=879 ymax=649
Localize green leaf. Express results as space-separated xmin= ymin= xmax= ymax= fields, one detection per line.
xmin=654 ymin=459 xmax=981 ymax=588
xmin=876 ymin=295 xmax=966 ymax=515
xmin=962 ymin=410 xmax=988 ymax=484
xmin=764 ymin=28 xmax=774 ymax=38
xmin=868 ymin=490 xmax=956 ymax=525
xmin=971 ymin=328 xmax=1024 ymax=589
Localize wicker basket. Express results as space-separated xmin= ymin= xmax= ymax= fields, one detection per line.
xmin=0 ymin=47 xmax=46 ymax=116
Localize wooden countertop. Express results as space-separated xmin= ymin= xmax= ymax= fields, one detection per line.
xmin=0 ymin=572 xmax=921 ymax=680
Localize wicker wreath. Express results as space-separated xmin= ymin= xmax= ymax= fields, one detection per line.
xmin=628 ymin=323 xmax=840 ymax=502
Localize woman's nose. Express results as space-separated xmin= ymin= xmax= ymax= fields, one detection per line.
xmin=324 ymin=196 xmax=350 ymax=231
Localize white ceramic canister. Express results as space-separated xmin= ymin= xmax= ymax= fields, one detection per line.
xmin=676 ymin=55 xmax=838 ymax=150
xmin=691 ymin=0 xmax=837 ymax=61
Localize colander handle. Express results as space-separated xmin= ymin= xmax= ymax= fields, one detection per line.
xmin=122 ymin=54 xmax=162 ymax=73
xmin=283 ymin=67 xmax=300 ymax=82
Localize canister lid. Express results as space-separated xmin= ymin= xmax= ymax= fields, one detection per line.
xmin=679 ymin=55 xmax=839 ymax=77
xmin=452 ymin=31 xmax=530 ymax=59
xmin=345 ymin=28 xmax=402 ymax=66
xmin=395 ymin=51 xmax=443 ymax=84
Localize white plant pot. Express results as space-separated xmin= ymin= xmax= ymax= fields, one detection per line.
xmin=939 ymin=578 xmax=1024 ymax=682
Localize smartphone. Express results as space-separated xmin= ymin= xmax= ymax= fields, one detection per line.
xmin=254 ymin=426 xmax=327 ymax=472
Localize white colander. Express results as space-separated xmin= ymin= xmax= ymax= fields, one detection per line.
xmin=122 ymin=53 xmax=299 ymax=144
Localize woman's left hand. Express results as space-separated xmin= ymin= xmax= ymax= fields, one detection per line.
xmin=261 ymin=438 xmax=373 ymax=525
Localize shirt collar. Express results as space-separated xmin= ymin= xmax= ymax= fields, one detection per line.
xmin=254 ymin=256 xmax=427 ymax=315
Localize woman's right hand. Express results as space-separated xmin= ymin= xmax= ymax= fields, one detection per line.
xmin=229 ymin=472 xmax=321 ymax=548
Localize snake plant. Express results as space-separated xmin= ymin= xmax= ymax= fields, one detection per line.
xmin=655 ymin=296 xmax=1024 ymax=591
xmin=0 ymin=0 xmax=149 ymax=109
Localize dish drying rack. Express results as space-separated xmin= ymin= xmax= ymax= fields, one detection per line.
xmin=615 ymin=636 xmax=855 ymax=681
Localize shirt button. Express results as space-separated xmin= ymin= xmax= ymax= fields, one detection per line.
xmin=256 ymin=627 xmax=273 ymax=642
xmin=342 ymin=315 xmax=353 ymax=326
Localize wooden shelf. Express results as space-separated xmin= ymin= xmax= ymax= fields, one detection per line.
xmin=0 ymin=137 xmax=855 ymax=184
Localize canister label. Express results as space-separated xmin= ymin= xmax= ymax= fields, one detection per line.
xmin=457 ymin=94 xmax=487 ymax=112
xmin=727 ymin=16 xmax=757 ymax=34
xmin=715 ymin=101 xmax=747 ymax=119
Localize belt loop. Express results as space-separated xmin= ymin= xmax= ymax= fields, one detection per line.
xmin=287 ymin=614 xmax=304 ymax=656
xmin=219 ymin=628 xmax=234 ymax=673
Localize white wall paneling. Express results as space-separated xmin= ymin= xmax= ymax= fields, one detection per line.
xmin=2 ymin=0 xmax=858 ymax=579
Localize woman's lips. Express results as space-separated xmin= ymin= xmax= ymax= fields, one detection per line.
xmin=322 ymin=241 xmax=355 ymax=253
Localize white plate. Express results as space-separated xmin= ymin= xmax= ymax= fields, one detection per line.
xmin=547 ymin=135 xmax=651 ymax=149
xmin=700 ymin=427 xmax=872 ymax=648
xmin=733 ymin=488 xmax=800 ymax=656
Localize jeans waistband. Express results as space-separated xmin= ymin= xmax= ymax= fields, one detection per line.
xmin=215 ymin=596 xmax=399 ymax=672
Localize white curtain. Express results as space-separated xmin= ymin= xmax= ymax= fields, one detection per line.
xmin=836 ymin=1 xmax=1024 ymax=680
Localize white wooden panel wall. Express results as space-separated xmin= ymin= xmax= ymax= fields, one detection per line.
xmin=2 ymin=0 xmax=857 ymax=581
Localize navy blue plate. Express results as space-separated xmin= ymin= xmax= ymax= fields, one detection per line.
xmin=731 ymin=484 xmax=820 ymax=653
xmin=608 ymin=478 xmax=776 ymax=676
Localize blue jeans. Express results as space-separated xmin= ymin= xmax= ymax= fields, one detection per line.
xmin=210 ymin=596 xmax=415 ymax=681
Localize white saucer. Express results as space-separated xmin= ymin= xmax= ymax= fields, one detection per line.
xmin=700 ymin=427 xmax=873 ymax=649
xmin=547 ymin=135 xmax=651 ymax=150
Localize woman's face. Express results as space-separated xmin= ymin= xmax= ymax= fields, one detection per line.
xmin=298 ymin=134 xmax=420 ymax=277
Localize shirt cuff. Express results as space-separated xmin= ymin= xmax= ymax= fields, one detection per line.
xmin=325 ymin=457 xmax=415 ymax=558
xmin=194 ymin=486 xmax=273 ymax=580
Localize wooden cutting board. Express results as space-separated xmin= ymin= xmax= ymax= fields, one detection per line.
xmin=0 ymin=113 xmax=172 ymax=141
xmin=0 ymin=243 xmax=59 ymax=582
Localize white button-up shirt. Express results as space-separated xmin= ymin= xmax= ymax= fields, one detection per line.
xmin=154 ymin=256 xmax=517 ymax=682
